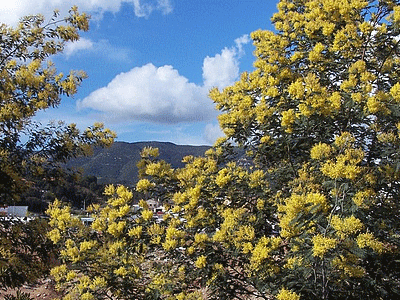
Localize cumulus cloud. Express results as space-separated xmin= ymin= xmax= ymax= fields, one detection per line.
xmin=202 ymin=48 xmax=239 ymax=90
xmin=64 ymin=38 xmax=94 ymax=57
xmin=78 ymin=63 xmax=213 ymax=123
xmin=234 ymin=34 xmax=250 ymax=57
xmin=132 ymin=0 xmax=173 ymax=18
xmin=203 ymin=123 xmax=224 ymax=145
xmin=202 ymin=34 xmax=250 ymax=89
xmin=64 ymin=38 xmax=132 ymax=61
xmin=78 ymin=34 xmax=251 ymax=125
xmin=0 ymin=0 xmax=173 ymax=26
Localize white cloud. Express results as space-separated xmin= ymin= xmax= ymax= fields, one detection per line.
xmin=203 ymin=123 xmax=223 ymax=145
xmin=64 ymin=38 xmax=94 ymax=57
xmin=202 ymin=34 xmax=250 ymax=89
xmin=64 ymin=38 xmax=132 ymax=61
xmin=132 ymin=0 xmax=172 ymax=18
xmin=0 ymin=0 xmax=173 ymax=26
xmin=156 ymin=0 xmax=173 ymax=15
xmin=78 ymin=63 xmax=214 ymax=124
xmin=235 ymin=34 xmax=250 ymax=57
xmin=202 ymin=48 xmax=239 ymax=90
xmin=94 ymin=40 xmax=132 ymax=62
xmin=78 ymin=35 xmax=251 ymax=125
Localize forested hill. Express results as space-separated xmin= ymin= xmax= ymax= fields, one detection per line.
xmin=66 ymin=141 xmax=210 ymax=186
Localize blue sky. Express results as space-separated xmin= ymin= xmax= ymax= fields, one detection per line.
xmin=2 ymin=0 xmax=278 ymax=145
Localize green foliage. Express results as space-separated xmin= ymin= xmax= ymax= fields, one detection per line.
xmin=65 ymin=141 xmax=210 ymax=186
xmin=46 ymin=189 xmax=199 ymax=299
xmin=4 ymin=290 xmax=34 ymax=300
xmin=0 ymin=7 xmax=116 ymax=204
xmin=19 ymin=173 xmax=107 ymax=213
xmin=0 ymin=218 xmax=58 ymax=289
xmin=50 ymin=0 xmax=400 ymax=299
xmin=0 ymin=6 xmax=116 ymax=291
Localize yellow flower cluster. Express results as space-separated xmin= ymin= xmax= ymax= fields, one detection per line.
xmin=392 ymin=5 xmax=400 ymax=23
xmin=79 ymin=240 xmax=97 ymax=252
xmin=332 ymin=254 xmax=365 ymax=278
xmin=145 ymin=161 xmax=173 ymax=177
xmin=195 ymin=255 xmax=207 ymax=269
xmin=357 ymin=232 xmax=385 ymax=254
xmin=321 ymin=148 xmax=364 ymax=180
xmin=310 ymin=143 xmax=332 ymax=160
xmin=281 ymin=109 xmax=296 ymax=133
xmin=278 ymin=192 xmax=327 ymax=238
xmin=50 ymin=264 xmax=68 ymax=282
xmin=250 ymin=236 xmax=281 ymax=270
xmin=194 ymin=233 xmax=209 ymax=247
xmin=107 ymin=221 xmax=126 ymax=237
xmin=163 ymin=226 xmax=184 ymax=251
xmin=249 ymin=169 xmax=265 ymax=188
xmin=276 ymin=287 xmax=301 ymax=300
xmin=212 ymin=208 xmax=246 ymax=243
xmin=114 ymin=266 xmax=128 ymax=277
xmin=108 ymin=240 xmax=126 ymax=256
xmin=288 ymin=79 xmax=305 ymax=100
xmin=352 ymin=189 xmax=375 ymax=207
xmin=308 ymin=42 xmax=325 ymax=62
xmin=128 ymin=225 xmax=143 ymax=238
xmin=136 ymin=179 xmax=155 ymax=192
xmin=284 ymin=257 xmax=303 ymax=269
xmin=312 ymin=234 xmax=337 ymax=258
xmin=107 ymin=185 xmax=133 ymax=207
xmin=46 ymin=199 xmax=81 ymax=231
xmin=331 ymin=215 xmax=363 ymax=239
xmin=334 ymin=132 xmax=355 ymax=148
xmin=140 ymin=146 xmax=159 ymax=158
xmin=60 ymin=239 xmax=81 ymax=263
xmin=215 ymin=168 xmax=232 ymax=187
xmin=141 ymin=209 xmax=154 ymax=221
xmin=367 ymin=92 xmax=390 ymax=115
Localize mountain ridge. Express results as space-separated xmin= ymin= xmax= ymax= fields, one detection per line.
xmin=66 ymin=141 xmax=210 ymax=186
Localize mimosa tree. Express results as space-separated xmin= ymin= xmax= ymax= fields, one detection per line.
xmin=0 ymin=6 xmax=115 ymax=290
xmin=49 ymin=1 xmax=400 ymax=299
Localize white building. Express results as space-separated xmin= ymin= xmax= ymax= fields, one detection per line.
xmin=0 ymin=206 xmax=28 ymax=217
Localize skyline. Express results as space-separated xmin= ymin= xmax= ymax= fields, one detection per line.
xmin=1 ymin=0 xmax=278 ymax=145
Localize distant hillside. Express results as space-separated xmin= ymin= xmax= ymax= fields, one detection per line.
xmin=66 ymin=141 xmax=210 ymax=186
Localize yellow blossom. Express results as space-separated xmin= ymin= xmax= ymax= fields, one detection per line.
xmin=310 ymin=143 xmax=332 ymax=160
xmin=136 ymin=179 xmax=154 ymax=192
xmin=91 ymin=276 xmax=107 ymax=289
xmin=81 ymin=292 xmax=94 ymax=300
xmin=141 ymin=209 xmax=154 ymax=221
xmin=284 ymin=257 xmax=303 ymax=269
xmin=50 ymin=264 xmax=67 ymax=282
xmin=194 ymin=233 xmax=208 ymax=245
xmin=66 ymin=271 xmax=77 ymax=281
xmin=334 ymin=132 xmax=355 ymax=148
xmin=250 ymin=236 xmax=281 ymax=269
xmin=331 ymin=215 xmax=364 ymax=239
xmin=281 ymin=109 xmax=296 ymax=133
xmin=276 ymin=287 xmax=301 ymax=300
xmin=312 ymin=234 xmax=337 ymax=258
xmin=107 ymin=221 xmax=126 ymax=237
xmin=48 ymin=228 xmax=61 ymax=243
xmin=114 ymin=266 xmax=128 ymax=277
xmin=215 ymin=168 xmax=231 ymax=187
xmin=332 ymin=254 xmax=365 ymax=278
xmin=141 ymin=146 xmax=159 ymax=157
xmin=195 ymin=255 xmax=207 ymax=268
xmin=249 ymin=169 xmax=265 ymax=187
xmin=79 ymin=240 xmax=97 ymax=252
xmin=308 ymin=42 xmax=324 ymax=62
xmin=357 ymin=232 xmax=385 ymax=253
